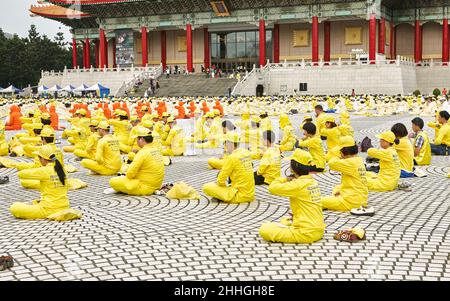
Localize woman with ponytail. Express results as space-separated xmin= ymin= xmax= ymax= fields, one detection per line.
xmin=10 ymin=145 xmax=70 ymax=220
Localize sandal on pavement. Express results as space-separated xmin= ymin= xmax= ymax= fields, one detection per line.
xmin=0 ymin=256 xmax=14 ymax=271
xmin=351 ymin=206 xmax=375 ymax=217
xmin=333 ymin=228 xmax=366 ymax=243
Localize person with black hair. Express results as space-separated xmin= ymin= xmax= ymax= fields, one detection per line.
xmin=161 ymin=117 xmax=185 ymax=156
xmin=430 ymin=111 xmax=450 ymax=156
xmin=249 ymin=116 xmax=263 ymax=159
xmin=411 ymin=117 xmax=431 ymax=165
xmin=314 ymin=104 xmax=330 ymax=140
xmin=320 ymin=115 xmax=340 ymax=151
xmin=321 ymin=137 xmax=369 ymax=212
xmin=259 ymin=149 xmax=325 ymax=244
xmin=109 ymin=109 xmax=132 ymax=153
xmin=254 ymin=130 xmax=281 ymax=185
xmin=74 ymin=120 xmax=100 ymax=160
xmin=10 ymin=145 xmax=70 ymax=220
xmin=203 ymin=132 xmax=255 ymax=204
xmin=297 ymin=122 xmax=325 ymax=172
xmin=259 ymin=112 xmax=272 ymax=131
xmin=391 ymin=123 xmax=415 ymax=177
xmin=108 ymin=127 xmax=165 ymax=196
xmin=278 ymin=114 xmax=296 ymax=152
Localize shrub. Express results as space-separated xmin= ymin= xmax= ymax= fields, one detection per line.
xmin=433 ymin=88 xmax=441 ymax=96
xmin=413 ymin=90 xmax=421 ymax=96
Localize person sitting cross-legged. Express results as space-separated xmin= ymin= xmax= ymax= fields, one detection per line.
xmin=108 ymin=127 xmax=165 ymax=196
xmin=254 ymin=130 xmax=281 ymax=185
xmin=259 ymin=149 xmax=325 ymax=244
xmin=203 ymin=132 xmax=255 ymax=204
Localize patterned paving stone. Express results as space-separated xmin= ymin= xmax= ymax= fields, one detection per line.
xmin=0 ymin=114 xmax=449 ymax=281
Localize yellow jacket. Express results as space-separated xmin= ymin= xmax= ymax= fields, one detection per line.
xmin=414 ymin=131 xmax=431 ymax=165
xmin=108 ymin=119 xmax=132 ymax=144
xmin=298 ymin=136 xmax=326 ymax=169
xmin=18 ymin=164 xmax=69 ymax=211
xmin=127 ymin=144 xmax=165 ymax=191
xmin=316 ymin=113 xmax=330 ymax=136
xmin=367 ymin=147 xmax=401 ymax=191
xmin=280 ymin=125 xmax=297 ymax=151
xmin=162 ymin=126 xmax=185 ymax=155
xmin=338 ymin=124 xmax=354 ymax=137
xmin=394 ymin=138 xmax=414 ymax=172
xmin=257 ymin=146 xmax=281 ymax=184
xmin=17 ymin=143 xmax=64 ymax=171
xmin=96 ymin=134 xmax=122 ymax=170
xmin=320 ymin=127 xmax=340 ymax=151
xmin=435 ymin=123 xmax=450 ymax=146
xmin=65 ymin=127 xmax=88 ymax=148
xmin=268 ymin=176 xmax=325 ymax=234
xmin=260 ymin=118 xmax=272 ymax=131
xmin=249 ymin=128 xmax=261 ymax=152
xmin=85 ymin=133 xmax=100 ymax=159
xmin=0 ymin=124 xmax=7 ymax=156
xmin=328 ymin=157 xmax=368 ymax=207
xmin=218 ymin=148 xmax=255 ymax=203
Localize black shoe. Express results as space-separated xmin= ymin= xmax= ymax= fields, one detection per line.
xmin=0 ymin=176 xmax=9 ymax=184
xmin=9 ymin=153 xmax=17 ymax=158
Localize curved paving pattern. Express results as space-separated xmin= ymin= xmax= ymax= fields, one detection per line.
xmin=0 ymin=113 xmax=449 ymax=281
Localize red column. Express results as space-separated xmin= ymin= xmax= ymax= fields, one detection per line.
xmin=99 ymin=28 xmax=106 ymax=68
xmin=312 ymin=16 xmax=319 ymax=64
xmin=273 ymin=24 xmax=280 ymax=63
xmin=105 ymin=38 xmax=109 ymax=68
xmin=203 ymin=28 xmax=210 ymax=69
xmin=186 ymin=24 xmax=193 ymax=73
xmin=369 ymin=14 xmax=376 ymax=63
xmin=378 ymin=17 xmax=385 ymax=54
xmin=112 ymin=38 xmax=116 ymax=68
xmin=323 ymin=21 xmax=331 ymax=63
xmin=85 ymin=38 xmax=91 ymax=68
xmin=390 ymin=22 xmax=394 ymax=59
xmin=393 ymin=25 xmax=397 ymax=58
xmin=82 ymin=41 xmax=87 ymax=69
xmin=443 ymin=19 xmax=449 ymax=63
xmin=259 ymin=19 xmax=266 ymax=67
xmin=141 ymin=26 xmax=148 ymax=67
xmin=94 ymin=40 xmax=99 ymax=68
xmin=161 ymin=30 xmax=167 ymax=70
xmin=72 ymin=38 xmax=77 ymax=69
xmin=415 ymin=20 xmax=422 ymax=63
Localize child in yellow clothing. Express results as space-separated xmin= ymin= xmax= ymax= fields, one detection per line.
xmin=321 ymin=137 xmax=368 ymax=211
xmin=259 ymin=149 xmax=325 ymax=244
xmin=207 ymin=120 xmax=236 ymax=170
xmin=297 ymin=122 xmax=325 ymax=172
xmin=410 ymin=117 xmax=431 ymax=166
xmin=366 ymin=131 xmax=401 ymax=192
xmin=254 ymin=130 xmax=281 ymax=185
xmin=391 ymin=123 xmax=415 ymax=177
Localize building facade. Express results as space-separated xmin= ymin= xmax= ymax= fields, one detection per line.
xmin=30 ymin=0 xmax=450 ymax=73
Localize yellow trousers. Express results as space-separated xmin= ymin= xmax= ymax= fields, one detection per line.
xmin=320 ymin=185 xmax=367 ymax=212
xmin=73 ymin=149 xmax=94 ymax=160
xmin=366 ymin=171 xmax=398 ymax=192
xmin=203 ymin=183 xmax=254 ymax=204
xmin=10 ymin=201 xmax=67 ymax=220
xmin=161 ymin=148 xmax=183 ymax=156
xmin=120 ymin=143 xmax=132 ymax=154
xmin=109 ymin=176 xmax=157 ymax=196
xmin=279 ymin=142 xmax=295 ymax=152
xmin=21 ymin=178 xmax=87 ymax=190
xmin=208 ymin=158 xmax=224 ymax=170
xmin=63 ymin=145 xmax=76 ymax=153
xmin=259 ymin=217 xmax=323 ymax=244
xmin=23 ymin=144 xmax=39 ymax=158
xmin=81 ymin=159 xmax=120 ymax=176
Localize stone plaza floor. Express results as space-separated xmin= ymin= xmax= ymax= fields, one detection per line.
xmin=0 ymin=113 xmax=449 ymax=281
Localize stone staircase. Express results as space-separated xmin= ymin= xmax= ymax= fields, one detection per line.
xmin=133 ymin=74 xmax=238 ymax=97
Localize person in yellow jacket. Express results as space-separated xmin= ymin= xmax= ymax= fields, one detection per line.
xmin=81 ymin=121 xmax=122 ymax=176
xmin=430 ymin=111 xmax=450 ymax=156
xmin=73 ymin=120 xmax=100 ymax=160
xmin=109 ymin=110 xmax=132 ymax=153
xmin=249 ymin=116 xmax=262 ymax=159
xmin=314 ymin=104 xmax=330 ymax=140
xmin=391 ymin=123 xmax=415 ymax=177
xmin=207 ymin=120 xmax=236 ymax=170
xmin=0 ymin=122 xmax=7 ymax=156
xmin=160 ymin=112 xmax=172 ymax=141
xmin=297 ymin=122 xmax=325 ymax=172
xmin=259 ymin=112 xmax=272 ymax=132
xmin=411 ymin=117 xmax=431 ymax=166
xmin=10 ymin=145 xmax=70 ymax=220
xmin=197 ymin=112 xmax=221 ymax=149
xmin=321 ymin=137 xmax=368 ymax=211
xmin=108 ymin=127 xmax=165 ymax=196
xmin=63 ymin=109 xmax=90 ymax=144
xmin=259 ymin=149 xmax=325 ymax=244
xmin=366 ymin=131 xmax=401 ymax=192
xmin=320 ymin=115 xmax=340 ymax=151
xmin=254 ymin=130 xmax=281 ymax=185
xmin=427 ymin=111 xmax=441 ymax=140
xmin=161 ymin=117 xmax=185 ymax=156
xmin=278 ymin=114 xmax=296 ymax=152
xmin=203 ymin=132 xmax=255 ymax=204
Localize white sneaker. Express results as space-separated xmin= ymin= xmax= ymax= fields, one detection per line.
xmin=350 ymin=206 xmax=375 ymax=217
xmin=103 ymin=188 xmax=118 ymax=195
xmin=414 ymin=168 xmax=427 ymax=178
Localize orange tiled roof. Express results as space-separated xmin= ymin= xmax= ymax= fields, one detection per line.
xmin=30 ymin=3 xmax=90 ymax=19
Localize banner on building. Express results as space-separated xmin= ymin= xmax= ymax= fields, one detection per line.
xmin=115 ymin=29 xmax=134 ymax=67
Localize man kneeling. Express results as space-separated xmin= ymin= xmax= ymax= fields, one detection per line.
xmin=203 ymin=132 xmax=255 ymax=204
xmin=108 ymin=127 xmax=165 ymax=196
